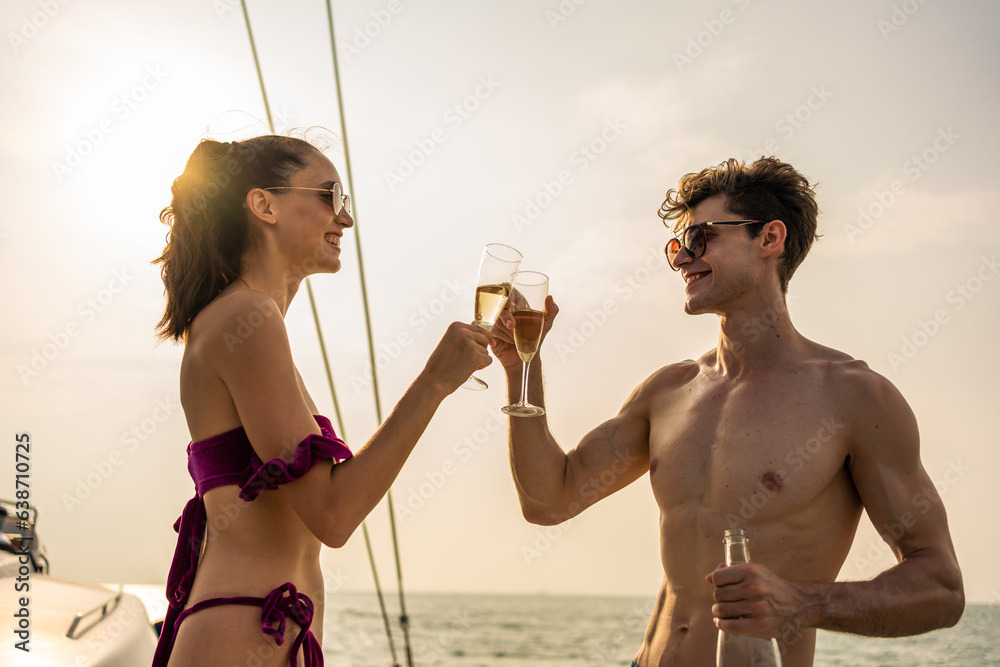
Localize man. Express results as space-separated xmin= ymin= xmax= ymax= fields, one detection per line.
xmin=491 ymin=157 xmax=964 ymax=666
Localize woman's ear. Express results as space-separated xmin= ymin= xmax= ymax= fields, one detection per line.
xmin=760 ymin=219 xmax=787 ymax=259
xmin=246 ymin=189 xmax=279 ymax=226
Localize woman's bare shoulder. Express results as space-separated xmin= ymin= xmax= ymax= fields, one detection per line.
xmin=187 ymin=288 xmax=285 ymax=355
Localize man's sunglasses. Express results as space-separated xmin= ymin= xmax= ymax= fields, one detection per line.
xmin=263 ymin=183 xmax=351 ymax=216
xmin=665 ymin=220 xmax=766 ymax=270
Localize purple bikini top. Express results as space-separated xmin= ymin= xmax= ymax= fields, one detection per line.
xmin=153 ymin=416 xmax=351 ymax=667
xmin=186 ymin=415 xmax=353 ymax=501
xmin=163 ymin=416 xmax=353 ymax=621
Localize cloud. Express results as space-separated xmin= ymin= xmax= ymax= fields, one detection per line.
xmin=823 ymin=186 xmax=1000 ymax=257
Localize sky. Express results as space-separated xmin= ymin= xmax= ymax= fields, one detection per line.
xmin=1 ymin=0 xmax=999 ymax=612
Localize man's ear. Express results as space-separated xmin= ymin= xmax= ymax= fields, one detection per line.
xmin=760 ymin=219 xmax=786 ymax=260
xmin=246 ymin=188 xmax=279 ymax=226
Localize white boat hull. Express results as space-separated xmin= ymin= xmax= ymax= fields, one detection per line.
xmin=0 ymin=575 xmax=157 ymax=666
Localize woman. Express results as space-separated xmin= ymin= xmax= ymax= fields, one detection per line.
xmin=151 ymin=135 xmax=493 ymax=666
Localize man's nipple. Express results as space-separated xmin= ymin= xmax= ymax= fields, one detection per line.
xmin=760 ymin=470 xmax=785 ymax=492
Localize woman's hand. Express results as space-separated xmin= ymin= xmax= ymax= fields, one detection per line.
xmin=421 ymin=321 xmax=497 ymax=395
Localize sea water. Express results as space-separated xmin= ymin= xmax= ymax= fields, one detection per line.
xmin=322 ymin=592 xmax=1000 ymax=666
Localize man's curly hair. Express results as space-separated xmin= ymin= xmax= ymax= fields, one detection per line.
xmin=658 ymin=156 xmax=820 ymax=294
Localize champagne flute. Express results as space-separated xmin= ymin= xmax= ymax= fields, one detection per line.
xmin=462 ymin=243 xmax=522 ymax=391
xmin=501 ymin=271 xmax=548 ymax=416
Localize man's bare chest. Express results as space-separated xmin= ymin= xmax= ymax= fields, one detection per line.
xmin=646 ymin=374 xmax=851 ymax=519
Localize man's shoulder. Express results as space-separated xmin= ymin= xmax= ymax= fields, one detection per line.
xmin=613 ymin=360 xmax=699 ymax=421
xmin=633 ymin=358 xmax=702 ymax=397
xmin=809 ymin=349 xmax=895 ymax=394
xmin=795 ymin=341 xmax=883 ymax=383
xmin=650 ymin=358 xmax=702 ymax=382
xmin=806 ymin=349 xmax=914 ymax=427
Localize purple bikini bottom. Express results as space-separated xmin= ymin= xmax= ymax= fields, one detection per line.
xmin=165 ymin=582 xmax=321 ymax=666
xmin=154 ymin=418 xmax=351 ymax=667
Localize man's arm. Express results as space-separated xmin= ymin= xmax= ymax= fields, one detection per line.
xmin=493 ymin=297 xmax=650 ymax=525
xmin=811 ymin=367 xmax=964 ymax=634
xmin=710 ymin=365 xmax=964 ymax=639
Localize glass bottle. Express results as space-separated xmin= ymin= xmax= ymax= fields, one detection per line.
xmin=716 ymin=529 xmax=783 ymax=667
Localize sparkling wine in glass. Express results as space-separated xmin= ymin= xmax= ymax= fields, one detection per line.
xmin=501 ymin=271 xmax=548 ymax=416
xmin=462 ymin=243 xmax=522 ymax=391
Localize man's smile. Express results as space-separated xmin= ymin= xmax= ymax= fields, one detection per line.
xmin=684 ymin=270 xmax=711 ymax=285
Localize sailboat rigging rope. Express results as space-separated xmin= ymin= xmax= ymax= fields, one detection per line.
xmin=304 ymin=280 xmax=402 ymax=667
xmin=238 ymin=1 xmax=412 ymax=665
xmin=322 ymin=2 xmax=415 ymax=666
xmin=305 ymin=280 xmax=402 ymax=667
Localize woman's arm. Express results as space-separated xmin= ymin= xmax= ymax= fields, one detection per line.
xmin=210 ymin=290 xmax=493 ymax=547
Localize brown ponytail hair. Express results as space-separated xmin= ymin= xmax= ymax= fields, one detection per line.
xmin=153 ymin=135 xmax=320 ymax=342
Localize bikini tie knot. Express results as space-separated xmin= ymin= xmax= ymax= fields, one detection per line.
xmin=260 ymin=582 xmax=314 ymax=646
